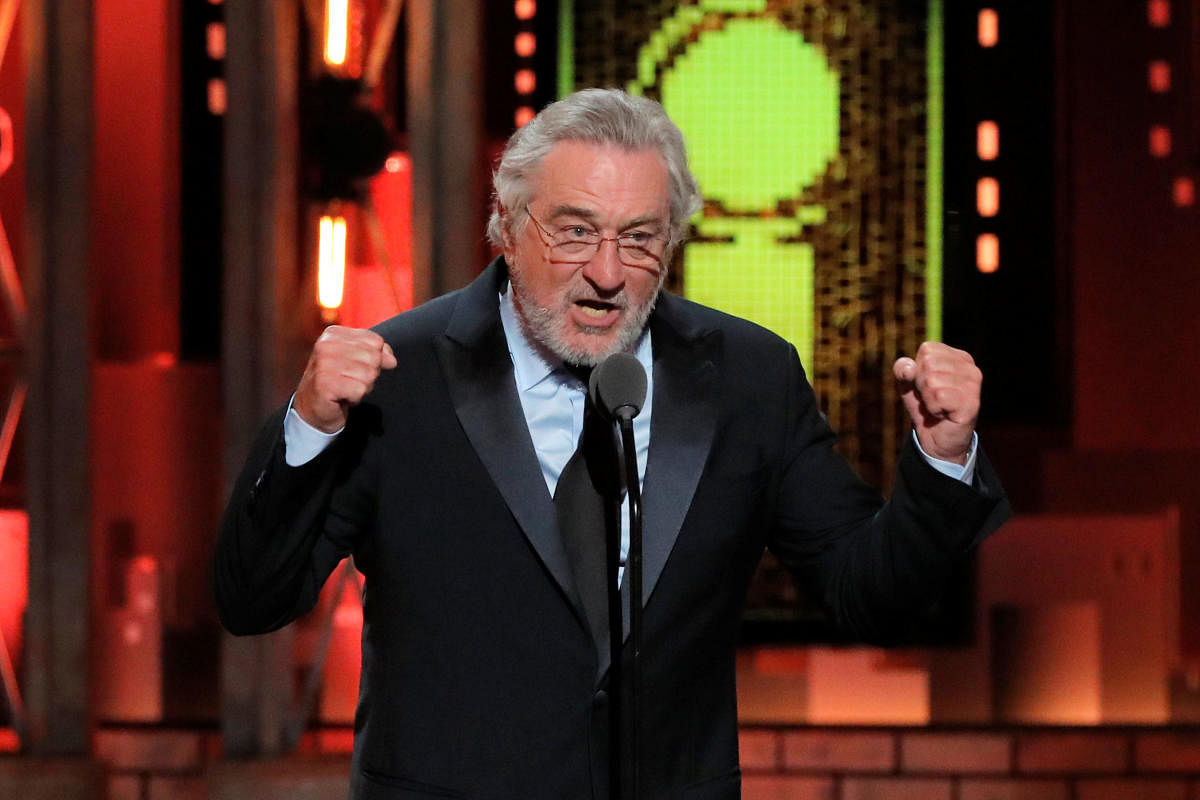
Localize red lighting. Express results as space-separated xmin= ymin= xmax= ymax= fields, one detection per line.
xmin=515 ymin=32 xmax=537 ymax=58
xmin=514 ymin=69 xmax=536 ymax=95
xmin=978 ymin=9 xmax=999 ymax=47
xmin=385 ymin=153 xmax=408 ymax=173
xmin=0 ymin=107 xmax=12 ymax=178
xmin=1149 ymin=125 xmax=1172 ymax=158
xmin=514 ymin=0 xmax=536 ymax=20
xmin=977 ymin=233 xmax=999 ymax=273
xmin=206 ymin=22 xmax=226 ymax=60
xmin=207 ymin=78 xmax=227 ymax=115
xmin=1148 ymin=61 xmax=1171 ymax=92
xmin=0 ymin=510 xmax=28 ymax=723
xmin=1174 ymin=177 xmax=1195 ymax=207
xmin=977 ymin=121 xmax=999 ymax=160
xmin=1148 ymin=0 xmax=1170 ymax=27
xmin=515 ymin=106 xmax=535 ymax=128
xmin=977 ymin=177 xmax=1000 ymax=217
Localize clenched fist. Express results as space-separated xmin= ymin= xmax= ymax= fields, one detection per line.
xmin=892 ymin=342 xmax=981 ymax=465
xmin=293 ymin=326 xmax=397 ymax=433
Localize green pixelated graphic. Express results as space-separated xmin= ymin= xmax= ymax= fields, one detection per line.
xmin=660 ymin=17 xmax=838 ymax=212
xmin=685 ymin=218 xmax=817 ymax=365
xmin=630 ymin=5 xmax=839 ymax=369
xmin=565 ymin=1 xmax=943 ymax=364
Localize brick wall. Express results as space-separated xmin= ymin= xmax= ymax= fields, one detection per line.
xmin=739 ymin=727 xmax=1200 ymax=800
xmin=6 ymin=725 xmax=1197 ymax=798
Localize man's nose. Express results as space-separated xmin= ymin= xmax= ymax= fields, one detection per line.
xmin=581 ymin=237 xmax=625 ymax=291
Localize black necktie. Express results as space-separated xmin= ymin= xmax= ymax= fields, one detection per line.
xmin=554 ymin=367 xmax=616 ymax=658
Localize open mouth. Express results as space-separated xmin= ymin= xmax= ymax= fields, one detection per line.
xmin=574 ymin=299 xmax=620 ymax=319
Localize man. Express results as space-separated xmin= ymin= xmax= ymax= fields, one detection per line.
xmin=214 ymin=89 xmax=1007 ymax=799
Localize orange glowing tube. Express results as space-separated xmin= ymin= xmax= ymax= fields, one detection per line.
xmin=319 ymin=215 xmax=347 ymax=309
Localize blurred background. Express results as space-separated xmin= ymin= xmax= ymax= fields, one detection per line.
xmin=1 ymin=0 xmax=1199 ymax=798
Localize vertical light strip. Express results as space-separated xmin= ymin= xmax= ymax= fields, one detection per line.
xmin=319 ymin=215 xmax=348 ymax=309
xmin=926 ymin=0 xmax=943 ymax=341
xmin=558 ymin=0 xmax=574 ymax=97
xmin=325 ymin=0 xmax=349 ymax=67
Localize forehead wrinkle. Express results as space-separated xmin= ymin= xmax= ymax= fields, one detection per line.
xmin=545 ymin=204 xmax=667 ymax=232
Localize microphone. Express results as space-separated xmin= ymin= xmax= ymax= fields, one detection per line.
xmin=587 ymin=352 xmax=647 ymax=422
xmin=588 ymin=351 xmax=648 ymax=800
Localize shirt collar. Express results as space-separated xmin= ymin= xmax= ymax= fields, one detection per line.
xmin=498 ymin=284 xmax=653 ymax=391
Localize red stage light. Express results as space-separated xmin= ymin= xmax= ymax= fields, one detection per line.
xmin=1148 ymin=0 xmax=1170 ymax=27
xmin=1149 ymin=125 xmax=1171 ymax=158
xmin=515 ymin=32 xmax=536 ymax=58
xmin=514 ymin=69 xmax=536 ymax=95
xmin=1148 ymin=61 xmax=1171 ymax=92
xmin=977 ymin=233 xmax=999 ymax=273
xmin=1173 ymin=177 xmax=1194 ymax=207
xmin=977 ymin=178 xmax=1000 ymax=217
xmin=514 ymin=0 xmax=536 ymax=21
xmin=207 ymin=78 xmax=226 ymax=115
xmin=977 ymin=121 xmax=999 ymax=161
xmin=978 ymin=9 xmax=999 ymax=48
xmin=206 ymin=22 xmax=225 ymax=60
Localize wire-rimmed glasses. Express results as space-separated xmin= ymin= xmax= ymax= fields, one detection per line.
xmin=526 ymin=212 xmax=667 ymax=268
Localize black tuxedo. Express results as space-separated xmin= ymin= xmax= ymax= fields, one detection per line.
xmin=214 ymin=258 xmax=1007 ymax=799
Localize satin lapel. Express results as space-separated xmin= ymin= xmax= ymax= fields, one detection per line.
xmin=618 ymin=296 xmax=720 ymax=643
xmin=433 ymin=260 xmax=583 ymax=616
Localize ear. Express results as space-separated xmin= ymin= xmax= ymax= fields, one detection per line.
xmin=498 ymin=206 xmax=515 ymax=254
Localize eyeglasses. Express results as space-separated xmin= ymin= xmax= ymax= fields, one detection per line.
xmin=526 ymin=212 xmax=667 ymax=268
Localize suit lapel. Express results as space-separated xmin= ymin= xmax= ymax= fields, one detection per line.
xmin=617 ymin=294 xmax=720 ymax=640
xmin=434 ymin=266 xmax=720 ymax=679
xmin=434 ymin=259 xmax=584 ymax=616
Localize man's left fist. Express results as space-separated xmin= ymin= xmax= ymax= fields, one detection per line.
xmin=892 ymin=342 xmax=981 ymax=465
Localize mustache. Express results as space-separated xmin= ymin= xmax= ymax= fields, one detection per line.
xmin=564 ymin=286 xmax=628 ymax=309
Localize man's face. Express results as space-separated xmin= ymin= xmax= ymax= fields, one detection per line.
xmin=503 ymin=140 xmax=671 ymax=367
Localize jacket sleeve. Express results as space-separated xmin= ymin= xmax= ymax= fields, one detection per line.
xmin=212 ymin=404 xmax=376 ymax=635
xmin=766 ymin=344 xmax=1010 ymax=644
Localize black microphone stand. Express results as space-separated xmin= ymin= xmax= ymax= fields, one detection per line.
xmin=604 ymin=464 xmax=623 ymax=800
xmin=616 ymin=414 xmax=642 ymax=800
xmin=588 ymin=353 xmax=647 ymax=800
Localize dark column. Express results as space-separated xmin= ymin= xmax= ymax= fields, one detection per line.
xmin=22 ymin=0 xmax=94 ymax=756
xmin=220 ymin=0 xmax=304 ymax=757
xmin=407 ymin=0 xmax=484 ymax=303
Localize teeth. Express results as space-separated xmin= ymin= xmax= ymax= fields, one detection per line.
xmin=579 ymin=305 xmax=610 ymax=317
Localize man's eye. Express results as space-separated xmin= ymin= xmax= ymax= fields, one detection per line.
xmin=560 ymin=226 xmax=592 ymax=240
xmin=621 ymin=231 xmax=653 ymax=243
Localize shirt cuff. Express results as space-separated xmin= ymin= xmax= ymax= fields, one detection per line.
xmin=912 ymin=430 xmax=978 ymax=485
xmin=283 ymin=396 xmax=342 ymax=466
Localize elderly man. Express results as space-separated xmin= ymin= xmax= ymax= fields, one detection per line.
xmin=214 ymin=88 xmax=1007 ymax=799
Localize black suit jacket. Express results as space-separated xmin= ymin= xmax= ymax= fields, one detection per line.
xmin=214 ymin=258 xmax=1007 ymax=799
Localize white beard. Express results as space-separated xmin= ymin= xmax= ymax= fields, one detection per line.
xmin=507 ymin=259 xmax=663 ymax=367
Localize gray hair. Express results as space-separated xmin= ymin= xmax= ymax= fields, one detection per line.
xmin=486 ymin=88 xmax=702 ymax=255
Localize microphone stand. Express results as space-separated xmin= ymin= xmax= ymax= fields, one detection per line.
xmin=605 ymin=466 xmax=623 ymax=800
xmin=587 ymin=353 xmax=648 ymax=800
xmin=616 ymin=414 xmax=642 ymax=800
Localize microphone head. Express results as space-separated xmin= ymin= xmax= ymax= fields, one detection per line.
xmin=588 ymin=353 xmax=648 ymax=421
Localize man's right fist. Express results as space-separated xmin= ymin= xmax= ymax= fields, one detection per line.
xmin=293 ymin=326 xmax=397 ymax=433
